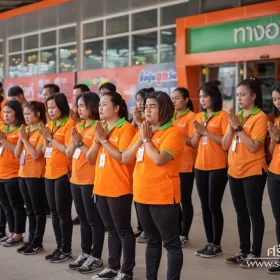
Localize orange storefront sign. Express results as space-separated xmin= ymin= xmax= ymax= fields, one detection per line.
xmin=176 ymin=0 xmax=280 ymax=112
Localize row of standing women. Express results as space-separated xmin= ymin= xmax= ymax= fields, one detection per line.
xmin=0 ymin=79 xmax=280 ymax=280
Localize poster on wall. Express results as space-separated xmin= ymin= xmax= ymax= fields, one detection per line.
xmin=4 ymin=73 xmax=75 ymax=106
xmin=78 ymin=63 xmax=177 ymax=113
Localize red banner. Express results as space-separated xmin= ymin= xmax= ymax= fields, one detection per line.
xmin=4 ymin=73 xmax=75 ymax=106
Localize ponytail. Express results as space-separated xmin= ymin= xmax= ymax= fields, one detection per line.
xmin=186 ymin=99 xmax=194 ymax=111
xmin=173 ymin=87 xmax=194 ymax=111
xmin=120 ymin=98 xmax=128 ymax=121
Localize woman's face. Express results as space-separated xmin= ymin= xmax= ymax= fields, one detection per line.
xmin=4 ymin=106 xmax=16 ymax=125
xmin=47 ymin=99 xmax=61 ymax=121
xmin=199 ymin=89 xmax=212 ymax=110
xmin=144 ymin=98 xmax=159 ymax=125
xmin=23 ymin=107 xmax=39 ymax=125
xmin=99 ymin=95 xmax=118 ymax=120
xmin=77 ymin=97 xmax=90 ymax=120
xmin=171 ymin=90 xmax=187 ymax=111
xmin=236 ymin=85 xmax=255 ymax=109
xmin=135 ymin=94 xmax=144 ymax=112
xmin=272 ymin=90 xmax=280 ymax=111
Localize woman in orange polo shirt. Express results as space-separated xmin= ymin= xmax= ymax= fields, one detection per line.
xmin=222 ymin=79 xmax=267 ymax=268
xmin=87 ymin=92 xmax=136 ymax=280
xmin=171 ymin=87 xmax=196 ymax=247
xmin=123 ymin=91 xmax=185 ymax=280
xmin=14 ymin=101 xmax=47 ymax=255
xmin=66 ymin=92 xmax=105 ymax=274
xmin=0 ymin=100 xmax=26 ymax=247
xmin=39 ymin=93 xmax=75 ymax=263
xmin=191 ymin=81 xmax=228 ymax=258
xmin=266 ymin=82 xmax=280 ymax=275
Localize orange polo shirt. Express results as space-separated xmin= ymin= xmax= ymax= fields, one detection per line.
xmin=172 ymin=108 xmax=197 ymax=173
xmin=228 ymin=107 xmax=267 ymax=178
xmin=94 ymin=118 xmax=136 ymax=197
xmin=44 ymin=117 xmax=75 ymax=179
xmin=268 ymin=118 xmax=280 ymax=175
xmin=0 ymin=126 xmax=20 ymax=179
xmin=131 ymin=122 xmax=185 ymax=205
xmin=19 ymin=129 xmax=45 ymax=178
xmin=194 ymin=111 xmax=228 ymax=171
xmin=70 ymin=121 xmax=96 ymax=185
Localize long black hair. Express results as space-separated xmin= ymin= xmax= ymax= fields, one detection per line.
xmin=272 ymin=82 xmax=280 ymax=118
xmin=4 ymin=100 xmax=25 ymax=126
xmin=103 ymin=92 xmax=128 ymax=120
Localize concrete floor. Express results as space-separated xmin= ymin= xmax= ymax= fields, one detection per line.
xmin=0 ymin=183 xmax=278 ymax=280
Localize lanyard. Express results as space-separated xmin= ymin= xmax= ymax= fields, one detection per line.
xmin=202 ymin=112 xmax=217 ymax=127
xmin=51 ymin=116 xmax=68 ymax=136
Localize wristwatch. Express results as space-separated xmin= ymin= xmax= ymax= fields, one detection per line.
xmin=277 ymin=137 xmax=280 ymax=145
xmin=143 ymin=138 xmax=151 ymax=143
xmin=234 ymin=126 xmax=243 ymax=132
xmin=76 ymin=141 xmax=84 ymax=148
xmin=101 ymin=139 xmax=108 ymax=145
xmin=47 ymin=137 xmax=53 ymax=143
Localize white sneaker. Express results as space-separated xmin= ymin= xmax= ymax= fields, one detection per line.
xmin=180 ymin=236 xmax=189 ymax=247
xmin=137 ymin=232 xmax=146 ymax=243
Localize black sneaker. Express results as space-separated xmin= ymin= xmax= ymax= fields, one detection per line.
xmin=91 ymin=268 xmax=118 ymax=279
xmin=17 ymin=242 xmax=30 ymax=253
xmin=69 ymin=253 xmax=89 ymax=270
xmin=49 ymin=251 xmax=73 ymax=263
xmin=195 ymin=244 xmax=210 ymax=256
xmin=78 ymin=256 xmax=103 ymax=274
xmin=0 ymin=236 xmax=8 ymax=244
xmin=268 ymin=261 xmax=280 ymax=274
xmin=225 ymin=252 xmax=248 ymax=264
xmin=0 ymin=232 xmax=6 ymax=239
xmin=133 ymin=229 xmax=142 ymax=238
xmin=114 ymin=272 xmax=133 ymax=280
xmin=2 ymin=237 xmax=24 ymax=247
xmin=45 ymin=248 xmax=61 ymax=260
xmin=240 ymin=254 xmax=262 ymax=269
xmin=23 ymin=244 xmax=44 ymax=255
xmin=200 ymin=245 xmax=223 ymax=258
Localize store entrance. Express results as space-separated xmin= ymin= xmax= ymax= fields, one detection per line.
xmin=201 ymin=60 xmax=280 ymax=113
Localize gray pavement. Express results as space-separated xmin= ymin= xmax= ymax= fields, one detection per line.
xmin=0 ymin=184 xmax=277 ymax=280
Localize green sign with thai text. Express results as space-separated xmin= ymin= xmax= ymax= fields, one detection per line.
xmin=188 ymin=14 xmax=280 ymax=53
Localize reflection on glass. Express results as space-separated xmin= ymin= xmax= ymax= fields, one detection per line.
xmin=83 ymin=21 xmax=103 ymax=40
xmin=40 ymin=49 xmax=57 ymax=74
xmin=132 ymin=32 xmax=157 ymax=65
xmin=0 ymin=42 xmax=3 ymax=55
xmin=132 ymin=9 xmax=157 ymax=31
xmin=59 ymin=27 xmax=76 ymax=44
xmin=0 ymin=57 xmax=3 ymax=80
xmin=24 ymin=34 xmax=39 ymax=50
xmin=106 ymin=16 xmax=129 ymax=36
xmin=160 ymin=28 xmax=175 ymax=63
xmin=83 ymin=41 xmax=103 ymax=70
xmin=41 ymin=31 xmax=57 ymax=47
xmin=9 ymin=54 xmax=24 ymax=78
xmin=9 ymin=38 xmax=22 ymax=53
xmin=160 ymin=2 xmax=189 ymax=26
xmin=106 ymin=37 xmax=128 ymax=68
xmin=59 ymin=45 xmax=77 ymax=72
xmin=24 ymin=51 xmax=39 ymax=76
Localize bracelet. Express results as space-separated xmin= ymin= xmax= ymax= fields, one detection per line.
xmin=143 ymin=138 xmax=151 ymax=143
xmin=101 ymin=139 xmax=108 ymax=145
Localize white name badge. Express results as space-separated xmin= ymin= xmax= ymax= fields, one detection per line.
xmin=73 ymin=148 xmax=81 ymax=159
xmin=137 ymin=146 xmax=144 ymax=162
xmin=44 ymin=147 xmax=53 ymax=158
xmin=99 ymin=153 xmax=106 ymax=168
xmin=202 ymin=136 xmax=208 ymax=146
xmin=231 ymin=140 xmax=237 ymax=153
xmin=0 ymin=146 xmax=4 ymax=157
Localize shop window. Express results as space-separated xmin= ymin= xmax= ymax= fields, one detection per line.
xmin=0 ymin=41 xmax=3 ymax=55
xmin=59 ymin=26 xmax=76 ymax=44
xmin=83 ymin=41 xmax=104 ymax=70
xmin=132 ymin=9 xmax=157 ymax=31
xmin=160 ymin=2 xmax=189 ymax=26
xmin=201 ymin=0 xmax=239 ymax=13
xmin=9 ymin=54 xmax=23 ymax=78
xmin=83 ymin=21 xmax=104 ymax=40
xmin=106 ymin=16 xmax=129 ymax=36
xmin=41 ymin=31 xmax=57 ymax=47
xmin=24 ymin=34 xmax=39 ymax=50
xmin=40 ymin=48 xmax=57 ymax=74
xmin=24 ymin=51 xmax=39 ymax=76
xmin=0 ymin=57 xmax=3 ymax=80
xmin=9 ymin=38 xmax=22 ymax=53
xmin=59 ymin=45 xmax=77 ymax=72
xmin=160 ymin=28 xmax=176 ymax=63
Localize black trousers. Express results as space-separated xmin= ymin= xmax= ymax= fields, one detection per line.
xmin=229 ymin=171 xmax=266 ymax=257
xmin=195 ymin=168 xmax=228 ymax=246
xmin=71 ymin=184 xmax=105 ymax=258
xmin=134 ymin=202 xmax=143 ymax=232
xmin=0 ymin=178 xmax=26 ymax=234
xmin=0 ymin=204 xmax=6 ymax=233
xmin=19 ymin=177 xmax=46 ymax=247
xmin=268 ymin=171 xmax=280 ymax=246
xmin=179 ymin=172 xmax=195 ymax=238
xmin=96 ymin=194 xmax=135 ymax=277
xmin=136 ymin=203 xmax=183 ymax=280
xmin=45 ymin=175 xmax=73 ymax=253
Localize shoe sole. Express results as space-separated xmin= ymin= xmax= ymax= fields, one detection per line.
xmin=267 ymin=270 xmax=280 ymax=275
xmin=224 ymin=260 xmax=240 ymax=264
xmin=181 ymin=242 xmax=190 ymax=248
xmin=200 ymin=252 xmax=223 ymax=258
xmin=137 ymin=239 xmax=146 ymax=244
xmin=78 ymin=267 xmax=104 ymax=274
xmin=2 ymin=242 xmax=23 ymax=247
xmin=23 ymin=249 xmax=44 ymax=255
xmin=69 ymin=266 xmax=80 ymax=270
xmin=50 ymin=257 xmax=74 ymax=263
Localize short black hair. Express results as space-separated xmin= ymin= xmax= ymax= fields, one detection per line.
xmin=43 ymin=84 xmax=60 ymax=94
xmin=272 ymin=82 xmax=280 ymax=118
xmin=237 ymin=78 xmax=263 ymax=110
xmin=76 ymin=92 xmax=100 ymax=120
xmin=24 ymin=101 xmax=47 ymax=124
xmin=74 ymin=84 xmax=90 ymax=93
xmin=173 ymin=87 xmax=194 ymax=111
xmin=199 ymin=81 xmax=223 ymax=112
xmin=8 ymin=86 xmax=24 ymax=97
xmin=135 ymin=87 xmax=155 ymax=100
xmin=145 ymin=91 xmax=174 ymax=125
xmin=46 ymin=93 xmax=70 ymax=118
xmin=4 ymin=100 xmax=25 ymax=126
xmin=99 ymin=82 xmax=116 ymax=92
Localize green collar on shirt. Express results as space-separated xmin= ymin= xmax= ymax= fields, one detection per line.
xmin=26 ymin=125 xmax=39 ymax=132
xmin=173 ymin=107 xmax=190 ymax=120
xmin=52 ymin=116 xmax=68 ymax=127
xmin=3 ymin=125 xmax=19 ymax=134
xmin=159 ymin=121 xmax=173 ymax=131
xmin=79 ymin=120 xmax=96 ymax=130
xmin=202 ymin=111 xmax=220 ymax=121
xmin=104 ymin=117 xmax=126 ymax=133
xmin=238 ymin=106 xmax=260 ymax=121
